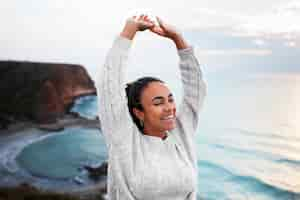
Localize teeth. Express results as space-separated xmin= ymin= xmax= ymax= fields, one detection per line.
xmin=162 ymin=115 xmax=174 ymax=120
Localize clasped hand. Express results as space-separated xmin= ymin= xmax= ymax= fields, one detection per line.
xmin=122 ymin=15 xmax=180 ymax=40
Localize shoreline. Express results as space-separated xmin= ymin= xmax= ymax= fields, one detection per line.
xmin=0 ymin=115 xmax=107 ymax=198
xmin=0 ymin=112 xmax=100 ymax=136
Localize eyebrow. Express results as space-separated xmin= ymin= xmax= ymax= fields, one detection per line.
xmin=151 ymin=93 xmax=173 ymax=102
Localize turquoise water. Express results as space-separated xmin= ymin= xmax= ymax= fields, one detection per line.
xmin=70 ymin=95 xmax=98 ymax=119
xmin=15 ymin=73 xmax=300 ymax=199
xmin=16 ymin=128 xmax=107 ymax=180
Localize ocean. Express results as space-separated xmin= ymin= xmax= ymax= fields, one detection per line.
xmin=10 ymin=71 xmax=300 ymax=199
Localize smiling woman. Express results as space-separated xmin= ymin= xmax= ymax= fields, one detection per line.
xmin=96 ymin=15 xmax=207 ymax=200
xmin=126 ymin=78 xmax=177 ymax=138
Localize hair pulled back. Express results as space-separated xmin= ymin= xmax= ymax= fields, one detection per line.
xmin=125 ymin=77 xmax=164 ymax=133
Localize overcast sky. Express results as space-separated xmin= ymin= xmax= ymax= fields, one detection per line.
xmin=0 ymin=0 xmax=299 ymax=77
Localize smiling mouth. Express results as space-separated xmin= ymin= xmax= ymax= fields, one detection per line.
xmin=161 ymin=115 xmax=175 ymax=121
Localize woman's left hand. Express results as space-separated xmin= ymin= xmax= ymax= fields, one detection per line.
xmin=149 ymin=17 xmax=180 ymax=40
xmin=149 ymin=17 xmax=189 ymax=49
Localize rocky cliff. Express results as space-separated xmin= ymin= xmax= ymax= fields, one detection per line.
xmin=0 ymin=61 xmax=96 ymax=127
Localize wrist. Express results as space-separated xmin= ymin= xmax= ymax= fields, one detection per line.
xmin=172 ymin=33 xmax=189 ymax=50
xmin=170 ymin=32 xmax=183 ymax=41
xmin=120 ymin=22 xmax=139 ymax=40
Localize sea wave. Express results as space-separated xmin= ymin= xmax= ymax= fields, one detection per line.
xmin=230 ymin=128 xmax=300 ymax=144
xmin=212 ymin=143 xmax=282 ymax=162
xmin=277 ymin=158 xmax=300 ymax=167
xmin=198 ymin=160 xmax=300 ymax=199
xmin=229 ymin=174 xmax=300 ymax=199
xmin=211 ymin=128 xmax=300 ymax=167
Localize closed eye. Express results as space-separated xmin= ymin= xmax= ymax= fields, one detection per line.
xmin=168 ymin=98 xmax=174 ymax=103
xmin=152 ymin=93 xmax=174 ymax=105
xmin=153 ymin=100 xmax=163 ymax=105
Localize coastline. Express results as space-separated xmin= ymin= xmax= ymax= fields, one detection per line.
xmin=0 ymin=115 xmax=107 ymax=199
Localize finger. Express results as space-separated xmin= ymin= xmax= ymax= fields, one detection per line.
xmin=151 ymin=30 xmax=166 ymax=37
xmin=149 ymin=20 xmax=155 ymax=25
xmin=148 ymin=22 xmax=155 ymax=28
xmin=157 ymin=17 xmax=169 ymax=33
xmin=143 ymin=15 xmax=154 ymax=24
xmin=144 ymin=16 xmax=150 ymax=24
xmin=148 ymin=18 xmax=155 ymax=24
xmin=143 ymin=15 xmax=149 ymax=22
xmin=145 ymin=16 xmax=154 ymax=24
xmin=156 ymin=16 xmax=164 ymax=27
xmin=145 ymin=15 xmax=151 ymax=21
xmin=150 ymin=26 xmax=166 ymax=36
xmin=138 ymin=14 xmax=144 ymax=20
xmin=143 ymin=21 xmax=155 ymax=28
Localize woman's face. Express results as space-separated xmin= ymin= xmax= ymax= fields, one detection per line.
xmin=134 ymin=82 xmax=176 ymax=134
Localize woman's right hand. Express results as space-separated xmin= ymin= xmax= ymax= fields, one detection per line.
xmin=120 ymin=15 xmax=155 ymax=40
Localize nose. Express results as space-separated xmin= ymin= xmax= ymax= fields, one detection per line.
xmin=164 ymin=102 xmax=174 ymax=112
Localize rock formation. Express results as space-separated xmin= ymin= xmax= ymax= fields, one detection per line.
xmin=0 ymin=61 xmax=96 ymax=127
xmin=84 ymin=161 xmax=108 ymax=181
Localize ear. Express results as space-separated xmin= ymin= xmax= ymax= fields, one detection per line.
xmin=133 ymin=108 xmax=144 ymax=121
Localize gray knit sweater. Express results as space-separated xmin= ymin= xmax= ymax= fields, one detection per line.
xmin=96 ymin=36 xmax=207 ymax=200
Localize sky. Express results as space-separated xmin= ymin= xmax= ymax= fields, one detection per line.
xmin=0 ymin=0 xmax=299 ymax=78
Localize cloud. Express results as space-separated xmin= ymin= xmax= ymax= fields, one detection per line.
xmin=174 ymin=0 xmax=300 ymax=48
xmin=0 ymin=0 xmax=299 ymax=64
xmin=196 ymin=48 xmax=272 ymax=56
xmin=232 ymin=0 xmax=300 ymax=47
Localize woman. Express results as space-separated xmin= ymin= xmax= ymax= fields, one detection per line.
xmin=96 ymin=15 xmax=207 ymax=200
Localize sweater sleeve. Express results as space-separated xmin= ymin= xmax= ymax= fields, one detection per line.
xmin=96 ymin=36 xmax=135 ymax=151
xmin=176 ymin=47 xmax=207 ymax=137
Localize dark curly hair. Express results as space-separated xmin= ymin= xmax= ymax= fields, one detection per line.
xmin=125 ymin=77 xmax=164 ymax=133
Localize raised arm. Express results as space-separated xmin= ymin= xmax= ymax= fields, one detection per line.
xmin=96 ymin=16 xmax=155 ymax=150
xmin=150 ymin=17 xmax=207 ymax=136
xmin=176 ymin=44 xmax=207 ymax=135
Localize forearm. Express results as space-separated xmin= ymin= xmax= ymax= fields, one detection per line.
xmin=171 ymin=33 xmax=189 ymax=50
xmin=120 ymin=23 xmax=138 ymax=40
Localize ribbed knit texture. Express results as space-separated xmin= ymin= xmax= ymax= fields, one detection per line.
xmin=96 ymin=36 xmax=207 ymax=200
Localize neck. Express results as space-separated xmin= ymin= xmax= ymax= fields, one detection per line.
xmin=143 ymin=128 xmax=168 ymax=140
